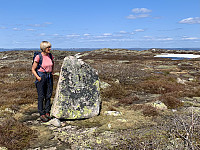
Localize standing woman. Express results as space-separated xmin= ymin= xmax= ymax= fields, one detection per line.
xmin=32 ymin=41 xmax=54 ymax=122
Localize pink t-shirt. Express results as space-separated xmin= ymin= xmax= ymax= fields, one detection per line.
xmin=34 ymin=53 xmax=54 ymax=72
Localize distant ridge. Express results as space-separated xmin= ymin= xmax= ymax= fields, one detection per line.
xmin=0 ymin=48 xmax=200 ymax=52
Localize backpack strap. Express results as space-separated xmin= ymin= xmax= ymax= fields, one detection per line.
xmin=38 ymin=52 xmax=43 ymax=67
xmin=48 ymin=53 xmax=54 ymax=64
xmin=37 ymin=53 xmax=47 ymax=73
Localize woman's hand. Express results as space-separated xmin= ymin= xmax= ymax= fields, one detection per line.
xmin=37 ymin=76 xmax=42 ymax=82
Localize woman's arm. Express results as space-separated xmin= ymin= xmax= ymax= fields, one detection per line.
xmin=32 ymin=61 xmax=41 ymax=81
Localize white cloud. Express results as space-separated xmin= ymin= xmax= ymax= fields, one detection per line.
xmin=111 ymin=38 xmax=135 ymax=42
xmin=119 ymin=31 xmax=127 ymax=34
xmin=90 ymin=39 xmax=108 ymax=42
xmin=126 ymin=14 xmax=150 ymax=19
xmin=143 ymin=36 xmax=152 ymax=38
xmin=25 ymin=29 xmax=36 ymax=31
xmin=134 ymin=29 xmax=145 ymax=32
xmin=182 ymin=37 xmax=199 ymax=40
xmin=143 ymin=36 xmax=173 ymax=41
xmin=39 ymin=33 xmax=46 ymax=36
xmin=29 ymin=24 xmax=43 ymax=27
xmin=12 ymin=28 xmax=20 ymax=31
xmin=83 ymin=33 xmax=91 ymax=36
xmin=44 ymin=22 xmax=52 ymax=25
xmin=132 ymin=8 xmax=152 ymax=13
xmin=28 ymin=22 xmax=52 ymax=27
xmin=156 ymin=38 xmax=173 ymax=41
xmin=179 ymin=17 xmax=200 ymax=24
xmin=103 ymin=33 xmax=112 ymax=36
xmin=13 ymin=41 xmax=21 ymax=44
xmin=89 ymin=38 xmax=136 ymax=42
xmin=66 ymin=34 xmax=80 ymax=37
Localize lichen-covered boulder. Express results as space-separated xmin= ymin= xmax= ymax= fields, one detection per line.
xmin=51 ymin=56 xmax=101 ymax=119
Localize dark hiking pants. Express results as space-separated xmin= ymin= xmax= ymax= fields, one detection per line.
xmin=35 ymin=72 xmax=53 ymax=116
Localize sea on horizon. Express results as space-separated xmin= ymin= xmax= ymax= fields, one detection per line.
xmin=0 ymin=48 xmax=200 ymax=52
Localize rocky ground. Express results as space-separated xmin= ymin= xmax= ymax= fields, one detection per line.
xmin=0 ymin=48 xmax=200 ymax=150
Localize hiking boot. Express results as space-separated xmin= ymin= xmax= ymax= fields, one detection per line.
xmin=45 ymin=113 xmax=51 ymax=120
xmin=40 ymin=115 xmax=49 ymax=122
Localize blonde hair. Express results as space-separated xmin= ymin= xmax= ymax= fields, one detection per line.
xmin=40 ymin=41 xmax=51 ymax=51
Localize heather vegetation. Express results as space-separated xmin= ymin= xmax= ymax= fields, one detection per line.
xmin=0 ymin=49 xmax=200 ymax=149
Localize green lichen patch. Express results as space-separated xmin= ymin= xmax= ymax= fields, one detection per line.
xmin=66 ymin=101 xmax=156 ymax=133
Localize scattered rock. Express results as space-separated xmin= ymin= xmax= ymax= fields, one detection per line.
xmin=43 ymin=118 xmax=61 ymax=127
xmin=117 ymin=119 xmax=128 ymax=122
xmin=115 ymin=79 xmax=120 ymax=84
xmin=104 ymin=111 xmax=122 ymax=116
xmin=177 ymin=78 xmax=186 ymax=84
xmin=117 ymin=60 xmax=130 ymax=63
xmin=0 ymin=147 xmax=8 ymax=150
xmin=53 ymin=72 xmax=59 ymax=76
xmin=186 ymin=107 xmax=200 ymax=113
xmin=193 ymin=97 xmax=200 ymax=103
xmin=100 ymin=81 xmax=110 ymax=89
xmin=155 ymin=65 xmax=177 ymax=69
xmin=108 ymin=123 xmax=112 ymax=129
xmin=151 ymin=101 xmax=168 ymax=110
xmin=183 ymin=97 xmax=200 ymax=107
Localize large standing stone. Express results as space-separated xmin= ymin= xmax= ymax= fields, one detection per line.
xmin=51 ymin=56 xmax=101 ymax=119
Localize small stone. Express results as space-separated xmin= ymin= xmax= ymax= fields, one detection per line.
xmin=104 ymin=111 xmax=122 ymax=116
xmin=117 ymin=119 xmax=127 ymax=122
xmin=0 ymin=147 xmax=8 ymax=150
xmin=151 ymin=101 xmax=168 ymax=110
xmin=172 ymin=109 xmax=177 ymax=112
xmin=108 ymin=123 xmax=112 ymax=129
xmin=177 ymin=78 xmax=186 ymax=84
xmin=49 ymin=118 xmax=61 ymax=127
xmin=115 ymin=79 xmax=120 ymax=84
xmin=193 ymin=97 xmax=200 ymax=103
xmin=188 ymin=78 xmax=194 ymax=81
xmin=53 ymin=72 xmax=59 ymax=76
xmin=100 ymin=81 xmax=110 ymax=89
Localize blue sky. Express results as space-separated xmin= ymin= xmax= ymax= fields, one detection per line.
xmin=0 ymin=0 xmax=200 ymax=48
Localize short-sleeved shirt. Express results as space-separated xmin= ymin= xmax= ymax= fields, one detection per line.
xmin=34 ymin=53 xmax=54 ymax=72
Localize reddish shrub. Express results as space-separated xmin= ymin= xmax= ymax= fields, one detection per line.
xmin=159 ymin=95 xmax=183 ymax=109
xmin=142 ymin=105 xmax=159 ymax=117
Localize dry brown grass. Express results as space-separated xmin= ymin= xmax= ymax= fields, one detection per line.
xmin=113 ymin=95 xmax=140 ymax=107
xmin=0 ymin=79 xmax=37 ymax=107
xmin=137 ymin=75 xmax=184 ymax=94
xmin=0 ymin=117 xmax=37 ymax=150
xmin=130 ymin=104 xmax=159 ymax=117
xmin=101 ymin=83 xmax=130 ymax=100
